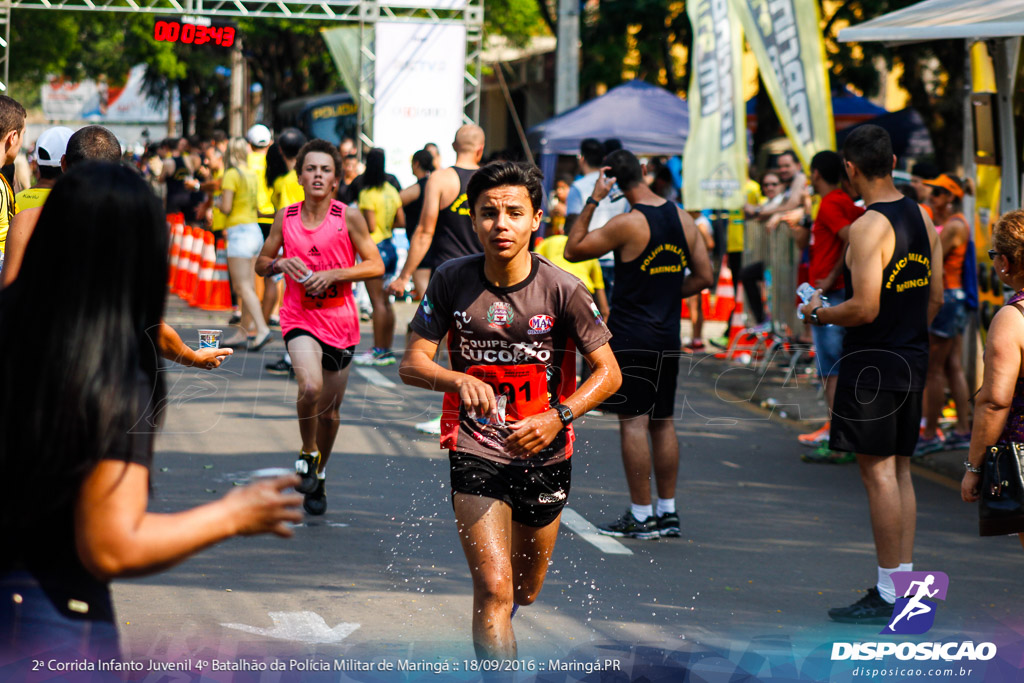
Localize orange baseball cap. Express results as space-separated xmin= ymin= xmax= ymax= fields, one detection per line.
xmin=923 ymin=174 xmax=964 ymax=199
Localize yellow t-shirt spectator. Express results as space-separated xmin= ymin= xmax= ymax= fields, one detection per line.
xmin=535 ymin=235 xmax=605 ymax=294
xmin=209 ymin=167 xmax=226 ymax=231
xmin=358 ymin=183 xmax=401 ymax=244
xmin=0 ymin=174 xmax=14 ymax=254
xmin=272 ymin=170 xmax=304 ymax=212
xmin=247 ymin=151 xmax=275 ymax=223
xmin=221 ymin=167 xmax=259 ymax=227
xmin=15 ymin=187 xmax=50 ymax=213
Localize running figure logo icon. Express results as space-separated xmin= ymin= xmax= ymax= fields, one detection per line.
xmin=881 ymin=571 xmax=949 ymax=635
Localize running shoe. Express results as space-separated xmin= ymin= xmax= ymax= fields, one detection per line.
xmin=597 ymin=510 xmax=659 ymax=540
xmin=708 ymin=335 xmax=730 ymax=349
xmin=801 ymin=444 xmax=856 ymax=464
xmin=265 ymin=358 xmax=293 ymax=376
xmin=294 ymin=452 xmax=320 ymax=494
xmin=797 ymin=422 xmax=831 ymax=446
xmin=303 ymin=477 xmax=327 ymax=516
xmin=682 ymin=339 xmax=705 ymax=352
xmin=828 ymin=587 xmax=894 ymax=624
xmin=656 ymin=511 xmax=680 ymax=537
xmin=354 ymin=348 xmax=398 ymax=366
xmin=416 ymin=416 xmax=442 ymax=435
xmin=944 ymin=430 xmax=972 ymax=450
xmin=913 ymin=434 xmax=945 ymax=457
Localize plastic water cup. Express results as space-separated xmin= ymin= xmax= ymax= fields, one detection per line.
xmin=199 ymin=329 xmax=222 ymax=349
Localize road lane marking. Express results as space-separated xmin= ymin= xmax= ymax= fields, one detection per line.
xmin=561 ymin=507 xmax=633 ymax=555
xmin=222 ymin=611 xmax=360 ymax=644
xmin=355 ymin=367 xmax=398 ymax=388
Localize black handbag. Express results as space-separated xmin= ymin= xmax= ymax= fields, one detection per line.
xmin=979 ymin=442 xmax=1024 ymax=536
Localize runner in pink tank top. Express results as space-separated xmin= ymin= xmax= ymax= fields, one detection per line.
xmin=256 ymin=140 xmax=384 ymax=515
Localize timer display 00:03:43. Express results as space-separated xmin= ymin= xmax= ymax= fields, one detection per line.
xmin=153 ymin=20 xmax=236 ymax=47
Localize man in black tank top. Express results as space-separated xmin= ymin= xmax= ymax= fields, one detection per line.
xmin=387 ymin=124 xmax=485 ymax=298
xmin=564 ymin=150 xmax=713 ymax=540
xmin=799 ymin=125 xmax=943 ymax=624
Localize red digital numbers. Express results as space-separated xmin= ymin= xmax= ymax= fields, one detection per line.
xmin=153 ymin=19 xmax=235 ymax=47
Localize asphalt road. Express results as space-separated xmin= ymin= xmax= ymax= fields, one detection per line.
xmin=80 ymin=301 xmax=1024 ymax=682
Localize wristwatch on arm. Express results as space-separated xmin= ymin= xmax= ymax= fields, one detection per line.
xmin=585 ymin=197 xmax=599 ymax=208
xmin=809 ymin=306 xmax=824 ymax=326
xmin=555 ymin=403 xmax=574 ymax=427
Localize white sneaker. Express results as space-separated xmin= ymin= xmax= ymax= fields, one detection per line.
xmin=415 ymin=415 xmax=442 ymax=435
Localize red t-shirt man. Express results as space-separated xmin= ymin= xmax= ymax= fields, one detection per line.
xmin=809 ymin=188 xmax=864 ymax=293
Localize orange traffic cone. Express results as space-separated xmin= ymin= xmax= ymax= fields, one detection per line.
xmin=183 ymin=226 xmax=204 ymax=305
xmin=200 ymin=236 xmax=232 ymax=311
xmin=710 ymin=262 xmax=736 ymax=321
xmin=172 ymin=225 xmax=194 ymax=296
xmin=192 ymin=231 xmax=216 ymax=307
xmin=167 ymin=215 xmax=184 ymax=287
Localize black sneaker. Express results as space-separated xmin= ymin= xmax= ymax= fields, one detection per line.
xmin=597 ymin=510 xmax=659 ymax=540
xmin=303 ymin=477 xmax=327 ymax=515
xmin=657 ymin=512 xmax=680 ymax=537
xmin=828 ymin=587 xmax=894 ymax=624
xmin=294 ymin=452 xmax=320 ymax=494
xmin=265 ymin=358 xmax=293 ymax=376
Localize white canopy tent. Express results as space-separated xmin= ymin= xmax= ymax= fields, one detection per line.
xmin=839 ymin=0 xmax=1023 ymax=213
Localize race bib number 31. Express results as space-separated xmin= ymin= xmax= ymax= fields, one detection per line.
xmin=468 ymin=364 xmax=549 ymax=420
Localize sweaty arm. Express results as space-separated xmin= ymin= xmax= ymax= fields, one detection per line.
xmin=255 ymin=209 xmax=287 ymax=277
xmin=680 ymin=209 xmax=713 ymax=298
xmin=1 ymin=206 xmax=41 ymax=286
xmin=76 ymin=461 xmax=302 ymax=580
xmin=563 ymin=170 xmax=629 ymax=262
xmin=925 ymin=209 xmax=944 ymax=324
xmin=157 ymin=321 xmax=233 ymax=370
xmin=807 ymin=213 xmax=888 ymax=327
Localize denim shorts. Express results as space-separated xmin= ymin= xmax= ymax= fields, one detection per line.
xmin=225 ymin=222 xmax=264 ymax=259
xmin=377 ymin=237 xmax=397 ymax=277
xmin=811 ymin=289 xmax=846 ymax=378
xmin=929 ymin=289 xmax=969 ymax=339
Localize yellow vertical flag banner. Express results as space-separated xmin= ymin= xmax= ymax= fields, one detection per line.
xmin=683 ymin=0 xmax=748 ymax=211
xmin=729 ymin=0 xmax=835 ymax=168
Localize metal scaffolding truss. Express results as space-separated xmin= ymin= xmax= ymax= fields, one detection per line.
xmin=0 ymin=0 xmax=484 ymax=144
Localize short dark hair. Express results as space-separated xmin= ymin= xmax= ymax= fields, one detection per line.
xmin=65 ymin=126 xmax=122 ymax=167
xmin=37 ymin=165 xmax=62 ymax=181
xmin=777 ymin=150 xmax=799 ymax=166
xmin=211 ymin=129 xmax=228 ymax=144
xmin=603 ymin=149 xmax=644 ymax=191
xmin=412 ymin=148 xmax=434 ymax=173
xmin=0 ymin=95 xmax=26 ymax=138
xmin=580 ymin=138 xmax=604 ymax=168
xmin=603 ymin=138 xmax=623 ymax=154
xmin=810 ymin=150 xmax=843 ymax=186
xmin=277 ymin=127 xmax=307 ymax=159
xmin=843 ymin=125 xmax=894 ymax=180
xmin=467 ymin=161 xmax=543 ymax=213
xmin=296 ymin=139 xmax=343 ymax=177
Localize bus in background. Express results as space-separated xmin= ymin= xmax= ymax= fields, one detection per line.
xmin=277 ymin=92 xmax=358 ymax=147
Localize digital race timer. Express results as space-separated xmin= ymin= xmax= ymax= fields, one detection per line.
xmin=153 ymin=16 xmax=237 ymax=47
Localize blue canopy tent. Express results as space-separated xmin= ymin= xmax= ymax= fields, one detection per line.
xmin=526 ymin=80 xmax=689 ymax=197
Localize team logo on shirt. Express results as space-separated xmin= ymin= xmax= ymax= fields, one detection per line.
xmin=486 ymin=302 xmax=515 ymax=328
xmin=418 ymin=295 xmax=434 ymax=323
xmin=528 ymin=314 xmax=554 ymax=335
xmin=308 ymin=246 xmax=321 ymax=257
xmin=589 ymin=301 xmax=605 ymax=325
xmin=454 ymin=310 xmax=472 ymax=332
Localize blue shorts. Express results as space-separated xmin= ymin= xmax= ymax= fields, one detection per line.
xmin=811 ymin=289 xmax=846 ymax=378
xmin=929 ymin=289 xmax=969 ymax=339
xmin=377 ymin=238 xmax=397 ymax=278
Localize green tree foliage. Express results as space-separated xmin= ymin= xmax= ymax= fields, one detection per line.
xmin=580 ymin=0 xmax=690 ymax=96
xmin=487 ymin=0 xmax=550 ymax=47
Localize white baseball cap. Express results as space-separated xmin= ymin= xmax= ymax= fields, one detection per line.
xmin=246 ymin=124 xmax=272 ymax=148
xmin=35 ymin=126 xmax=75 ymax=167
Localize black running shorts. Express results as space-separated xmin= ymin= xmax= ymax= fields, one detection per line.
xmin=449 ymin=452 xmax=571 ymax=528
xmin=829 ymin=385 xmax=923 ymax=457
xmin=284 ymin=329 xmax=355 ymax=371
xmin=601 ymin=349 xmax=680 ymax=418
